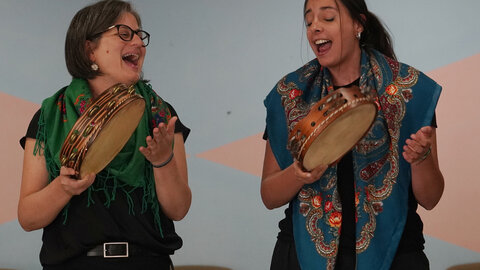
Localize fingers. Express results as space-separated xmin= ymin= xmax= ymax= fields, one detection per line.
xmin=403 ymin=141 xmax=425 ymax=163
xmin=138 ymin=145 xmax=149 ymax=156
xmin=420 ymin=126 xmax=433 ymax=137
xmin=310 ymin=164 xmax=328 ymax=179
xmin=60 ymin=166 xmax=76 ymax=177
xmin=402 ymin=126 xmax=433 ymax=164
xmin=413 ymin=126 xmax=433 ymax=144
xmin=293 ymin=161 xmax=328 ymax=184
xmin=151 ymin=117 xmax=177 ymax=144
xmin=401 ymin=151 xmax=414 ymax=164
xmin=167 ymin=117 xmax=178 ymax=135
xmin=139 ymin=117 xmax=177 ymax=164
xmin=153 ymin=117 xmax=177 ymax=137
xmin=405 ymin=138 xmax=424 ymax=154
xmin=153 ymin=123 xmax=168 ymax=139
xmin=402 ymin=146 xmax=416 ymax=163
xmin=59 ymin=167 xmax=96 ymax=196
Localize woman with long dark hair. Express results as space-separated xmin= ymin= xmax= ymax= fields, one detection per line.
xmin=261 ymin=0 xmax=444 ymax=269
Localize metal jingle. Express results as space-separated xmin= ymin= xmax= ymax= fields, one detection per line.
xmin=107 ymin=100 xmax=116 ymax=110
xmin=88 ymin=105 xmax=100 ymax=117
xmin=83 ymin=124 xmax=94 ymax=137
xmin=112 ymin=85 xmax=123 ymax=95
xmin=69 ymin=132 xmax=78 ymax=144
xmin=60 ymin=156 xmax=68 ymax=166
xmin=68 ymin=152 xmax=77 ymax=161
xmin=127 ymin=85 xmax=136 ymax=95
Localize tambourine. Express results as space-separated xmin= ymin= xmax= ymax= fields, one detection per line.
xmin=288 ymin=85 xmax=377 ymax=171
xmin=60 ymin=83 xmax=145 ymax=178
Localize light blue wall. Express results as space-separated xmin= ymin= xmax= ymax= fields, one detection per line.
xmin=1 ymin=1 xmax=479 ymax=269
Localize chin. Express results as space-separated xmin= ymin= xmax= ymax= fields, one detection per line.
xmin=316 ymin=55 xmax=339 ymax=69
xmin=315 ymin=57 xmax=331 ymax=67
xmin=123 ymin=75 xmax=140 ymax=86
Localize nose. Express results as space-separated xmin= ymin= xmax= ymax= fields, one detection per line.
xmin=310 ymin=18 xmax=323 ymax=32
xmin=130 ymin=33 xmax=144 ymax=47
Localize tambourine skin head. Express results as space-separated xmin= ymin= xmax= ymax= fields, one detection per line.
xmin=288 ymin=86 xmax=378 ymax=171
xmin=59 ymin=83 xmax=145 ymax=179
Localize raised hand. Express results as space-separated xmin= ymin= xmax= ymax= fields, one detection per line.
xmin=139 ymin=116 xmax=178 ymax=166
xmin=402 ymin=126 xmax=433 ymax=164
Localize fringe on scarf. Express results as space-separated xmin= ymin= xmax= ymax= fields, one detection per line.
xmin=34 ymin=103 xmax=164 ymax=237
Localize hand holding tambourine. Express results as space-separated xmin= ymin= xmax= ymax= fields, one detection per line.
xmin=58 ymin=166 xmax=96 ymax=196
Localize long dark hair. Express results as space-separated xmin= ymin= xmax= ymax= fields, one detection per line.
xmin=65 ymin=0 xmax=142 ymax=79
xmin=303 ymin=0 xmax=396 ymax=60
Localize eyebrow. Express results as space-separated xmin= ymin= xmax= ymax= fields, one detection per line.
xmin=304 ymin=6 xmax=337 ymax=17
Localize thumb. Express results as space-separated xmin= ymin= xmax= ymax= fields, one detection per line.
xmin=167 ymin=116 xmax=178 ymax=134
xmin=420 ymin=126 xmax=433 ymax=138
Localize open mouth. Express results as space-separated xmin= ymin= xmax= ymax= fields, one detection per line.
xmin=314 ymin=39 xmax=332 ymax=54
xmin=122 ymin=53 xmax=140 ymax=68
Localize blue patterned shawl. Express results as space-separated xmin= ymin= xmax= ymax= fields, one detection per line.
xmin=264 ymin=49 xmax=441 ymax=269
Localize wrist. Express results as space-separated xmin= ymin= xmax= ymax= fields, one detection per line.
xmin=415 ymin=147 xmax=431 ymax=165
xmin=152 ymin=152 xmax=174 ymax=168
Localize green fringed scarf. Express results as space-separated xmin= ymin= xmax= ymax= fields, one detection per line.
xmin=35 ymin=78 xmax=171 ymax=236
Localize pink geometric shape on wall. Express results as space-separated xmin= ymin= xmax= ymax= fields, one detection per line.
xmin=0 ymin=92 xmax=39 ymax=224
xmin=418 ymin=53 xmax=480 ymax=253
xmin=195 ymin=133 xmax=265 ymax=177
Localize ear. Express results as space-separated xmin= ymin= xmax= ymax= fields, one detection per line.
xmin=356 ymin=13 xmax=366 ymax=33
xmin=85 ymin=40 xmax=96 ymax=62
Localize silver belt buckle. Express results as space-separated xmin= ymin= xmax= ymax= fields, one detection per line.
xmin=103 ymin=242 xmax=129 ymax=258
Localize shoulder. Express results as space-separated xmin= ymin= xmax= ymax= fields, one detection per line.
xmin=370 ymin=49 xmax=437 ymax=84
xmin=265 ymin=59 xmax=320 ymax=104
xmin=165 ymin=101 xmax=179 ymax=117
xmin=19 ymin=109 xmax=42 ymax=149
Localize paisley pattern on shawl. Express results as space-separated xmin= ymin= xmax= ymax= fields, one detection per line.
xmin=263 ymin=49 xmax=441 ymax=269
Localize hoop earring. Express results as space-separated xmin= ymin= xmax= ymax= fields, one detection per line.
xmin=91 ymin=63 xmax=99 ymax=71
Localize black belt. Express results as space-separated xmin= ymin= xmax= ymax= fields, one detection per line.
xmin=86 ymin=242 xmax=161 ymax=258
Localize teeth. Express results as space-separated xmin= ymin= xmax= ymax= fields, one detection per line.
xmin=122 ymin=53 xmax=139 ymax=60
xmin=315 ymin=39 xmax=329 ymax=45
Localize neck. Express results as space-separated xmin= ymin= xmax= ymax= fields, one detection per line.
xmin=326 ymin=47 xmax=362 ymax=86
xmin=87 ymin=77 xmax=138 ymax=99
xmin=87 ymin=78 xmax=113 ymax=99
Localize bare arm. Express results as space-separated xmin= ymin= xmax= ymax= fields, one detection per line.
xmin=403 ymin=126 xmax=444 ymax=210
xmin=139 ymin=117 xmax=191 ymax=221
xmin=152 ymin=133 xmax=191 ymax=221
xmin=261 ymin=140 xmax=327 ymax=210
xmin=18 ymin=139 xmax=95 ymax=231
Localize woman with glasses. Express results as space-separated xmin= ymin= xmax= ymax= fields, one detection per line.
xmin=262 ymin=0 xmax=444 ymax=269
xmin=18 ymin=1 xmax=191 ymax=269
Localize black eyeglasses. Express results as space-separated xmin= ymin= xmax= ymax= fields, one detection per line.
xmin=90 ymin=24 xmax=150 ymax=47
